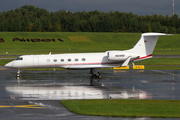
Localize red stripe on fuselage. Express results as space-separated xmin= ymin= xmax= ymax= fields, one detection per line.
xmin=133 ymin=54 xmax=152 ymax=61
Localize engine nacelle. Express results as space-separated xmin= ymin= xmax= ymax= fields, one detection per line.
xmin=107 ymin=51 xmax=139 ymax=61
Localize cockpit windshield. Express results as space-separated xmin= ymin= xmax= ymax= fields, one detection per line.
xmin=16 ymin=57 xmax=23 ymax=60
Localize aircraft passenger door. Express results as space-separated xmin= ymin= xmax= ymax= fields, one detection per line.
xmin=33 ymin=57 xmax=39 ymax=66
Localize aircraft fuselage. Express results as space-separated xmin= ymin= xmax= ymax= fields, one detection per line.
xmin=5 ymin=51 xmax=146 ymax=70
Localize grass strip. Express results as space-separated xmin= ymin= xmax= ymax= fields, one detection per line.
xmin=0 ymin=32 xmax=180 ymax=55
xmin=135 ymin=58 xmax=180 ymax=65
xmin=0 ymin=59 xmax=13 ymax=65
xmin=61 ymin=99 xmax=180 ymax=118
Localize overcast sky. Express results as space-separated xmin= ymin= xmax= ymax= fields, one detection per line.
xmin=1 ymin=0 xmax=180 ymax=16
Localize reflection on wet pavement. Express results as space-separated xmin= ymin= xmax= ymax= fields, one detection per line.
xmin=5 ymin=83 xmax=149 ymax=100
xmin=1 ymin=70 xmax=180 ymax=120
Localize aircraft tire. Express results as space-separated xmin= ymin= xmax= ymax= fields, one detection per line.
xmin=16 ymin=74 xmax=21 ymax=78
xmin=97 ymin=72 xmax=100 ymax=76
xmin=95 ymin=72 xmax=101 ymax=78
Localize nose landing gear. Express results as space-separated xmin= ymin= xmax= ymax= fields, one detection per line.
xmin=16 ymin=69 xmax=21 ymax=78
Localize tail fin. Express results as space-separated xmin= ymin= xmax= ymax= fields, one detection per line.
xmin=131 ymin=33 xmax=166 ymax=56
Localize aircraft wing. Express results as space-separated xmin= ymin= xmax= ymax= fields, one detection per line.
xmin=121 ymin=56 xmax=132 ymax=67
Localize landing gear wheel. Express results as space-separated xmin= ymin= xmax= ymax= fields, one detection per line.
xmin=16 ymin=74 xmax=21 ymax=78
xmin=93 ymin=72 xmax=101 ymax=78
xmin=90 ymin=69 xmax=101 ymax=78
xmin=96 ymin=72 xmax=101 ymax=78
xmin=16 ymin=69 xmax=21 ymax=78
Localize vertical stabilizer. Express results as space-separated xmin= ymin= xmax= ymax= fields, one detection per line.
xmin=131 ymin=33 xmax=166 ymax=56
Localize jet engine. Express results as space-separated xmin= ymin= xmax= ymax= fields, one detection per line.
xmin=107 ymin=51 xmax=139 ymax=61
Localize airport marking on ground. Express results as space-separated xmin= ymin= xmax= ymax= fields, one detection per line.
xmin=0 ymin=105 xmax=45 ymax=108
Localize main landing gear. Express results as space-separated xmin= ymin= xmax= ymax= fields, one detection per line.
xmin=90 ymin=69 xmax=101 ymax=78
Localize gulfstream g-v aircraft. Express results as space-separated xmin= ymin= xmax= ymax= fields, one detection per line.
xmin=5 ymin=33 xmax=166 ymax=77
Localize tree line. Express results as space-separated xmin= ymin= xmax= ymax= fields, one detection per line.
xmin=0 ymin=5 xmax=180 ymax=33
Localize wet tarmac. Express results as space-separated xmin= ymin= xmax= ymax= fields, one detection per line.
xmin=0 ymin=69 xmax=180 ymax=120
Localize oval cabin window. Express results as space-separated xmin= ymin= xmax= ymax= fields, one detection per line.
xmin=53 ymin=59 xmax=57 ymax=62
xmin=47 ymin=59 xmax=50 ymax=62
xmin=68 ymin=58 xmax=71 ymax=62
xmin=82 ymin=58 xmax=86 ymax=61
xmin=75 ymin=58 xmax=78 ymax=61
xmin=61 ymin=59 xmax=64 ymax=62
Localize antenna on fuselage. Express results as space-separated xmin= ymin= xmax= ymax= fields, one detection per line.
xmin=49 ymin=52 xmax=51 ymax=55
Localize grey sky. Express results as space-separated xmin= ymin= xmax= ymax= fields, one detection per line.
xmin=0 ymin=0 xmax=180 ymax=16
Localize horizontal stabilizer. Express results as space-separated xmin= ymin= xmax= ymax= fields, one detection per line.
xmin=121 ymin=56 xmax=131 ymax=67
xmin=167 ymin=34 xmax=173 ymax=36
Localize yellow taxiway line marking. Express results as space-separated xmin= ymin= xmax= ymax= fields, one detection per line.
xmin=0 ymin=106 xmax=12 ymax=108
xmin=0 ymin=105 xmax=45 ymax=108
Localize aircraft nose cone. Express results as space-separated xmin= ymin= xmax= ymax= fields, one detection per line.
xmin=5 ymin=62 xmax=13 ymax=68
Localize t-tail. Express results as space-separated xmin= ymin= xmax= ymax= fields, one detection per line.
xmin=107 ymin=33 xmax=167 ymax=67
xmin=130 ymin=33 xmax=167 ymax=59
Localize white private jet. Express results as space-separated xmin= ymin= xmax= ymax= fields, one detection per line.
xmin=5 ymin=33 xmax=167 ymax=78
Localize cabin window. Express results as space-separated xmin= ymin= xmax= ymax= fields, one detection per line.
xmin=53 ymin=59 xmax=57 ymax=62
xmin=68 ymin=58 xmax=71 ymax=62
xmin=61 ymin=59 xmax=64 ymax=62
xmin=82 ymin=58 xmax=86 ymax=61
xmin=75 ymin=58 xmax=78 ymax=61
xmin=46 ymin=59 xmax=50 ymax=62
